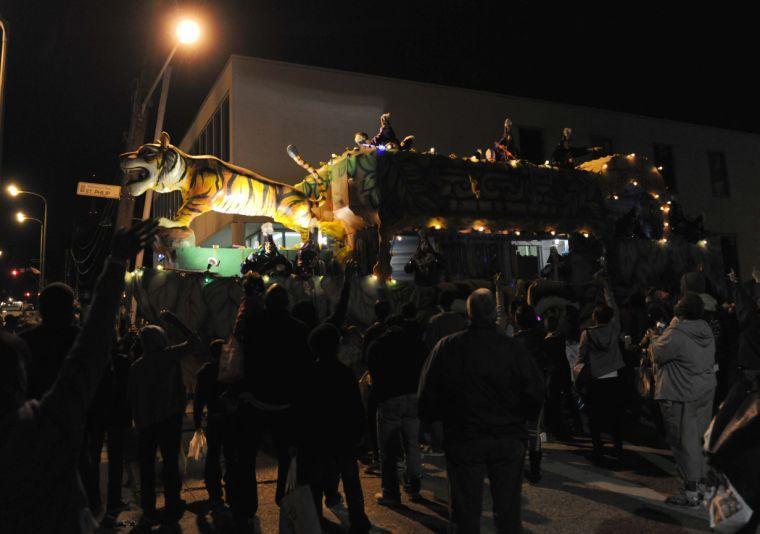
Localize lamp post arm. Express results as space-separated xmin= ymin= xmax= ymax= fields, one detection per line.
xmin=140 ymin=44 xmax=178 ymax=117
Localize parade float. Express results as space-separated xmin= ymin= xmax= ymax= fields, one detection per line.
xmin=121 ymin=121 xmax=722 ymax=342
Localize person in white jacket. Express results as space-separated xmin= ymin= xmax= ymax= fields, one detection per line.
xmin=650 ymin=292 xmax=717 ymax=506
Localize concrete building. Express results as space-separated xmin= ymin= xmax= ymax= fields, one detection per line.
xmin=158 ymin=54 xmax=758 ymax=276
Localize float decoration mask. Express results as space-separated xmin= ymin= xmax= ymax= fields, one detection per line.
xmin=562 ymin=127 xmax=572 ymax=143
xmin=380 ymin=112 xmax=391 ymax=128
xmin=503 ymin=117 xmax=513 ymax=134
xmin=120 ymin=132 xmax=180 ymax=196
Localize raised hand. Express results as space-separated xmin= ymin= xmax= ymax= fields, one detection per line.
xmin=727 ymin=269 xmax=738 ymax=284
xmin=110 ymin=219 xmax=159 ymax=260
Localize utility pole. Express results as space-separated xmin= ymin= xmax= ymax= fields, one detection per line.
xmin=115 ymin=73 xmax=149 ymax=230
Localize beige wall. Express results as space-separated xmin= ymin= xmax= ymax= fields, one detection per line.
xmin=182 ymin=55 xmax=760 ymax=275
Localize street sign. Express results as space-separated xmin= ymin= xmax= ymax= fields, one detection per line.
xmin=76 ymin=181 xmax=121 ymax=199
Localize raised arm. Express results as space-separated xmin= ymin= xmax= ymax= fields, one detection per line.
xmin=325 ymin=261 xmax=356 ymax=328
xmin=160 ymin=309 xmax=203 ymax=356
xmin=40 ymin=220 xmax=158 ymax=429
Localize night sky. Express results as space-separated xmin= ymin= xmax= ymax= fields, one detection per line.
xmin=0 ymin=0 xmax=752 ymax=295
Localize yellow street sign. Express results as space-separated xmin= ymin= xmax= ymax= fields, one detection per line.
xmin=76 ymin=181 xmax=121 ymax=199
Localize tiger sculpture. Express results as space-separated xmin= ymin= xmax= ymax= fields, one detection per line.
xmin=120 ymin=132 xmax=319 ymax=237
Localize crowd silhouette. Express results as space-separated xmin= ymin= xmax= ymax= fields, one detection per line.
xmin=1 ymin=219 xmax=760 ymax=534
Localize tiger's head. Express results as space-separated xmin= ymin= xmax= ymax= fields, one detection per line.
xmin=120 ymin=132 xmax=185 ymax=196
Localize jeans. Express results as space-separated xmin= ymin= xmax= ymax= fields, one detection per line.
xmin=137 ymin=412 xmax=183 ymax=516
xmin=79 ymin=421 xmax=126 ymax=512
xmin=446 ymin=436 xmax=526 ymax=534
xmin=377 ymin=394 xmax=422 ymax=497
xmin=299 ymin=449 xmax=371 ymax=532
xmin=204 ymin=414 xmax=226 ymax=504
xmin=231 ymin=404 xmax=295 ymax=519
xmin=587 ymin=376 xmax=624 ymax=453
xmin=659 ymin=389 xmax=715 ymax=488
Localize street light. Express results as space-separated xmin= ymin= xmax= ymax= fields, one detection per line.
xmin=15 ymin=211 xmax=44 ymax=290
xmin=176 ymin=19 xmax=201 ymax=45
xmin=127 ymin=17 xmax=201 ymax=325
xmin=133 ymin=17 xmax=201 ymax=271
xmin=7 ymin=184 xmax=48 ymax=287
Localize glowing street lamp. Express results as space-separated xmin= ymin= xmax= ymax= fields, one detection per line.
xmin=176 ymin=19 xmax=201 ymax=45
xmin=7 ymin=185 xmax=48 ymax=286
xmin=15 ymin=211 xmax=44 ymax=290
xmin=133 ymin=16 xmax=202 ymax=270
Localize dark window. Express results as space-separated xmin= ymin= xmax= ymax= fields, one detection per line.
xmin=590 ymin=135 xmax=614 ymax=155
xmin=652 ymin=143 xmax=676 ymax=191
xmin=519 ymin=127 xmax=544 ymax=164
xmin=708 ymin=151 xmax=730 ymax=198
xmin=720 ymin=235 xmax=740 ymax=277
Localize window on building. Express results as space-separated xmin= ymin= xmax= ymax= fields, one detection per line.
xmin=190 ymin=93 xmax=230 ymax=160
xmin=589 ymin=135 xmax=614 ymax=155
xmin=652 ymin=143 xmax=676 ymax=191
xmin=518 ymin=127 xmax=544 ymax=164
xmin=721 ymin=235 xmax=739 ymax=277
xmin=708 ymin=151 xmax=730 ymax=198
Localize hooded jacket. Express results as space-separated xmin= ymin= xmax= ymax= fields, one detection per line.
xmin=579 ymin=318 xmax=625 ymax=379
xmin=651 ymin=317 xmax=716 ymax=402
xmin=128 ymin=325 xmax=195 ymax=428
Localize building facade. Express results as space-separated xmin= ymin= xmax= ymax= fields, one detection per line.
xmin=159 ymin=55 xmax=759 ymax=276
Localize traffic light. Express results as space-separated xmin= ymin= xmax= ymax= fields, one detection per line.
xmin=10 ymin=268 xmax=19 ymax=278
xmin=23 ymin=291 xmax=31 ymax=298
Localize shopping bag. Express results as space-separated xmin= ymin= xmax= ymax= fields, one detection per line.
xmin=636 ymin=358 xmax=655 ymax=400
xmin=707 ymin=473 xmax=754 ymax=533
xmin=279 ymin=457 xmax=320 ymax=534
xmin=218 ymin=335 xmax=244 ymax=383
xmin=188 ymin=429 xmax=208 ymax=461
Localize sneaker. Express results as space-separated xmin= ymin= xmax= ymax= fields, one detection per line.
xmin=374 ymin=492 xmax=401 ymax=506
xmin=524 ymin=468 xmax=542 ymax=484
xmin=665 ymin=493 xmax=700 ymax=507
xmin=407 ymin=491 xmax=424 ymax=503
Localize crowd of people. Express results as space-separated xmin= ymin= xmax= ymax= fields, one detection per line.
xmin=1 ymin=218 xmax=760 ymax=533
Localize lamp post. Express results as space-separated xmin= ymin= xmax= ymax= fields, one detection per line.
xmin=132 ymin=18 xmax=201 ymax=271
xmin=15 ymin=211 xmax=44 ymax=291
xmin=0 ymin=17 xmax=8 ymax=176
xmin=7 ymin=185 xmax=47 ymax=288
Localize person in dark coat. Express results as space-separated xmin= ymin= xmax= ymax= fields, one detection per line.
xmin=194 ymin=338 xmax=228 ymax=508
xmin=79 ymin=340 xmax=133 ymax=523
xmin=419 ymin=288 xmax=545 ymax=533
xmin=0 ymin=220 xmax=157 ymax=534
xmin=299 ymin=323 xmax=372 ymax=532
xmin=550 ymin=127 xmax=601 ymax=168
xmin=367 ymin=315 xmax=428 ymax=505
xmin=513 ymin=304 xmax=548 ymax=483
xmin=19 ymin=282 xmax=79 ymax=401
xmin=128 ymin=310 xmax=202 ymax=527
xmin=231 ymin=273 xmax=311 ymax=525
xmin=729 ymin=268 xmax=760 ymax=373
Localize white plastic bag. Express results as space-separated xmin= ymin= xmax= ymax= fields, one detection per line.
xmin=707 ymin=474 xmax=754 ymax=533
xmin=279 ymin=457 xmax=320 ymax=534
xmin=188 ymin=429 xmax=208 ymax=461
